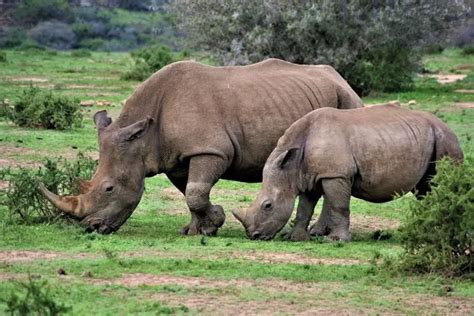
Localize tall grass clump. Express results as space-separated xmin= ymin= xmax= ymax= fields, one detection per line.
xmin=6 ymin=86 xmax=82 ymax=130
xmin=0 ymin=153 xmax=97 ymax=224
xmin=399 ymin=158 xmax=473 ymax=278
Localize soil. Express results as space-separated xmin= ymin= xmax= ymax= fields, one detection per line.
xmin=454 ymin=89 xmax=474 ymax=94
xmin=0 ymin=250 xmax=92 ymax=263
xmin=422 ymin=74 xmax=467 ymax=84
xmin=99 ymin=273 xmax=473 ymax=315
xmin=0 ymin=145 xmax=44 ymax=168
xmin=8 ymin=76 xmax=48 ymax=83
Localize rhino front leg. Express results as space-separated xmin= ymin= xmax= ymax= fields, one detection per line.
xmin=181 ymin=155 xmax=227 ymax=236
xmin=285 ymin=192 xmax=320 ymax=241
xmin=309 ymin=198 xmax=333 ymax=236
xmin=320 ymin=178 xmax=352 ymax=242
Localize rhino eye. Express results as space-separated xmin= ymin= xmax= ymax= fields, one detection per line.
xmin=105 ymin=185 xmax=114 ymax=193
xmin=261 ymin=200 xmax=273 ymax=211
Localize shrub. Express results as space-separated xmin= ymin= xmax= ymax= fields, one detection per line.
xmin=1 ymin=275 xmax=71 ymax=315
xmin=28 ymin=21 xmax=76 ymax=50
xmin=0 ymin=27 xmax=27 ymax=49
xmin=0 ymin=50 xmax=6 ymax=63
xmin=70 ymin=49 xmax=92 ymax=58
xmin=122 ymin=45 xmax=181 ymax=81
xmin=7 ymin=86 xmax=82 ymax=130
xmin=171 ymin=0 xmax=467 ymax=95
xmin=399 ymin=158 xmax=473 ymax=277
xmin=0 ymin=153 xmax=97 ymax=224
xmin=14 ymin=0 xmax=72 ymax=25
xmin=462 ymin=44 xmax=474 ymax=55
xmin=78 ymin=38 xmax=105 ymax=50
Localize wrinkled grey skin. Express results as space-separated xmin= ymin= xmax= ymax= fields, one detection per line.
xmin=234 ymin=104 xmax=463 ymax=241
xmin=39 ymin=58 xmax=362 ymax=234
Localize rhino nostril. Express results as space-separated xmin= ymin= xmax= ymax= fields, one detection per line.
xmin=251 ymin=231 xmax=261 ymax=240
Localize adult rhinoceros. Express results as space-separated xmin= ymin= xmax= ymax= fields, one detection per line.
xmin=39 ymin=58 xmax=362 ymax=235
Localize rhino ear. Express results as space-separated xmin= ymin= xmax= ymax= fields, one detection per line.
xmin=118 ymin=116 xmax=154 ymax=142
xmin=274 ymin=148 xmax=301 ymax=170
xmin=94 ymin=110 xmax=112 ymax=131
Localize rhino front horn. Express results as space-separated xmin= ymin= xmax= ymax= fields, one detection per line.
xmin=232 ymin=209 xmax=248 ymax=228
xmin=38 ymin=183 xmax=86 ymax=219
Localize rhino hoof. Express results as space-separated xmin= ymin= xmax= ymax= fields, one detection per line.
xmin=284 ymin=228 xmax=311 ymax=242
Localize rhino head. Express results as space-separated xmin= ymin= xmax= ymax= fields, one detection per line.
xmin=233 ymin=148 xmax=301 ymax=240
xmin=39 ymin=111 xmax=154 ymax=234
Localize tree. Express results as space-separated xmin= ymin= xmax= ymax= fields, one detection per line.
xmin=171 ymin=0 xmax=468 ymax=95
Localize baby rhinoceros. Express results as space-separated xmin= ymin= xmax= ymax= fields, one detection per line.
xmin=233 ymin=103 xmax=463 ymax=241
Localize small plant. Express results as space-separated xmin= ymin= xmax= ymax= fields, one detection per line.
xmin=7 ymin=86 xmax=82 ymax=130
xmin=0 ymin=153 xmax=97 ymax=224
xmin=1 ymin=274 xmax=71 ymax=315
xmin=399 ymin=158 xmax=473 ymax=277
xmin=70 ymin=49 xmax=91 ymax=58
xmin=122 ymin=45 xmax=184 ymax=81
xmin=0 ymin=50 xmax=6 ymax=63
xmin=462 ymin=44 xmax=474 ymax=55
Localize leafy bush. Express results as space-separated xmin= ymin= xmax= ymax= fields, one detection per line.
xmin=172 ymin=0 xmax=466 ymax=95
xmin=14 ymin=0 xmax=72 ymax=25
xmin=7 ymin=86 xmax=82 ymax=130
xmin=122 ymin=45 xmax=183 ymax=81
xmin=1 ymin=275 xmax=71 ymax=315
xmin=462 ymin=44 xmax=474 ymax=55
xmin=28 ymin=21 xmax=76 ymax=50
xmin=70 ymin=49 xmax=91 ymax=58
xmin=0 ymin=153 xmax=97 ymax=224
xmin=399 ymin=158 xmax=473 ymax=277
xmin=0 ymin=27 xmax=27 ymax=49
xmin=78 ymin=38 xmax=105 ymax=50
xmin=0 ymin=51 xmax=6 ymax=63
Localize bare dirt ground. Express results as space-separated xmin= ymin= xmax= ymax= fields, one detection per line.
xmin=99 ymin=273 xmax=473 ymax=315
xmin=455 ymin=89 xmax=474 ymax=94
xmin=0 ymin=145 xmax=44 ymax=169
xmin=421 ymin=74 xmax=467 ymax=84
xmin=0 ymin=250 xmax=92 ymax=263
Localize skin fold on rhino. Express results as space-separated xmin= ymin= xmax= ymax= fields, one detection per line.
xmin=233 ymin=103 xmax=463 ymax=241
xmin=39 ymin=58 xmax=362 ymax=234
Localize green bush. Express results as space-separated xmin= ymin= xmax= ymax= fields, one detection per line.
xmin=70 ymin=49 xmax=92 ymax=58
xmin=78 ymin=38 xmax=105 ymax=51
xmin=399 ymin=158 xmax=473 ymax=277
xmin=122 ymin=45 xmax=183 ymax=81
xmin=7 ymin=86 xmax=82 ymax=130
xmin=0 ymin=28 xmax=27 ymax=48
xmin=462 ymin=44 xmax=474 ymax=55
xmin=172 ymin=0 xmax=466 ymax=95
xmin=0 ymin=153 xmax=97 ymax=224
xmin=0 ymin=50 xmax=6 ymax=63
xmin=14 ymin=0 xmax=72 ymax=25
xmin=1 ymin=275 xmax=71 ymax=315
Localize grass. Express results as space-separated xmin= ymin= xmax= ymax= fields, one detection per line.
xmin=0 ymin=48 xmax=473 ymax=314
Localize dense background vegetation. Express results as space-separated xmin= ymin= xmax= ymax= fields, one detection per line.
xmin=0 ymin=0 xmax=473 ymax=314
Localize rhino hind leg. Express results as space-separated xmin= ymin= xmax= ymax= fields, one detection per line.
xmin=319 ymin=178 xmax=352 ymax=242
xmin=309 ymin=198 xmax=333 ymax=237
xmin=181 ymin=155 xmax=227 ymax=236
xmin=412 ymin=162 xmax=436 ymax=200
xmin=284 ymin=192 xmax=320 ymax=241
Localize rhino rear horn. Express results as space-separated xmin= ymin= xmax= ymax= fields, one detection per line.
xmin=94 ymin=110 xmax=112 ymax=132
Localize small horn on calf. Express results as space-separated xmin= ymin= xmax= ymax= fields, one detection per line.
xmin=38 ymin=183 xmax=87 ymax=219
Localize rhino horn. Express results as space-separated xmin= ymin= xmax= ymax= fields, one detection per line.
xmin=232 ymin=209 xmax=249 ymax=229
xmin=38 ymin=183 xmax=87 ymax=218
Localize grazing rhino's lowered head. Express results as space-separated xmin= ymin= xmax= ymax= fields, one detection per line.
xmin=39 ymin=110 xmax=154 ymax=233
xmin=233 ymin=148 xmax=302 ymax=240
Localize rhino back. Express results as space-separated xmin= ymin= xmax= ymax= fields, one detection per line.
xmin=120 ymin=60 xmax=360 ymax=180
xmin=302 ymin=105 xmax=444 ymax=201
